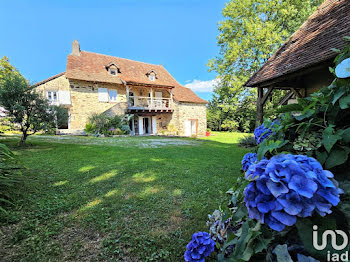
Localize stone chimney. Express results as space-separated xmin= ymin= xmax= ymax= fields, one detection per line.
xmin=71 ymin=40 xmax=80 ymax=56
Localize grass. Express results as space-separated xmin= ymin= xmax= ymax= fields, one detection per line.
xmin=0 ymin=132 xmax=249 ymax=262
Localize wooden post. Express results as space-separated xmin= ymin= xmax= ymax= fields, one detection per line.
xmin=256 ymin=87 xmax=264 ymax=127
xmin=126 ymin=85 xmax=130 ymax=107
xmin=170 ymin=88 xmax=173 ymax=109
xmin=150 ymin=88 xmax=153 ymax=109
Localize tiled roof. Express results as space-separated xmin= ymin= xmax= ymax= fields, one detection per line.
xmin=32 ymin=72 xmax=65 ymax=87
xmin=66 ymin=51 xmax=207 ymax=104
xmin=245 ymin=0 xmax=350 ymax=87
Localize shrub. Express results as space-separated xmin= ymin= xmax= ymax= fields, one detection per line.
xmin=0 ymin=117 xmax=16 ymax=134
xmin=85 ymin=113 xmax=131 ymax=136
xmin=238 ymin=135 xmax=256 ymax=148
xmin=109 ymin=115 xmax=123 ymax=129
xmin=121 ymin=124 xmax=131 ymax=135
xmin=167 ymin=124 xmax=177 ymax=135
xmin=86 ymin=113 xmax=110 ymax=135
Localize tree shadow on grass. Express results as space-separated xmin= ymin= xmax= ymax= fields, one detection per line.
xmin=0 ymin=136 xmax=249 ymax=261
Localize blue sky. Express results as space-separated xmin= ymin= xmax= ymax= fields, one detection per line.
xmin=0 ymin=0 xmax=227 ymax=101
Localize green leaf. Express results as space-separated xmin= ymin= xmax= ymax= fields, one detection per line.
xmin=332 ymin=89 xmax=345 ymax=105
xmin=339 ymin=95 xmax=350 ymax=109
xmin=295 ymin=109 xmax=314 ymax=121
xmin=322 ymin=126 xmax=341 ymax=153
xmin=315 ymin=151 xmax=328 ymax=165
xmin=325 ymin=148 xmax=349 ymax=169
xmin=342 ymin=127 xmax=350 ymax=143
xmin=257 ymin=140 xmax=288 ymax=160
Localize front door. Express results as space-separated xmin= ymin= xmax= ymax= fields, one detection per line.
xmin=184 ymin=119 xmax=197 ymax=136
xmin=138 ymin=116 xmax=151 ymax=135
xmin=143 ymin=117 xmax=150 ymax=134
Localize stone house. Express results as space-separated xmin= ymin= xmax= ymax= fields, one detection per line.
xmin=34 ymin=40 xmax=207 ymax=136
xmin=244 ymin=0 xmax=350 ymax=124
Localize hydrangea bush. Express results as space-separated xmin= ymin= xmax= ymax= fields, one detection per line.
xmin=184 ymin=232 xmax=215 ymax=262
xmin=186 ymin=43 xmax=350 ymax=262
xmin=241 ymin=152 xmax=258 ymax=172
xmin=254 ymin=121 xmax=277 ymax=144
xmin=245 ymin=154 xmax=342 ymax=231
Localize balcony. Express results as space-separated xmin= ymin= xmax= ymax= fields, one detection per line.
xmin=127 ymin=96 xmax=173 ymax=112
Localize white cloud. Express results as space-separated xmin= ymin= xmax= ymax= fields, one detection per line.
xmin=184 ymin=78 xmax=219 ymax=92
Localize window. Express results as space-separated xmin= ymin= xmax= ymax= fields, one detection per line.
xmin=109 ymin=69 xmax=116 ymax=75
xmin=149 ymin=74 xmax=155 ymax=81
xmin=146 ymin=70 xmax=157 ymax=81
xmin=47 ymin=91 xmax=58 ymax=102
xmin=109 ymin=89 xmax=117 ymax=102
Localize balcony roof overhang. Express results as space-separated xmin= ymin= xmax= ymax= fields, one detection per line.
xmin=125 ymin=81 xmax=175 ymax=89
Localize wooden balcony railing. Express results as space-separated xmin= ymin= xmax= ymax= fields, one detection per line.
xmin=128 ymin=96 xmax=173 ymax=110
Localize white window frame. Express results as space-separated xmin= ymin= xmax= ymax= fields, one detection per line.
xmin=149 ymin=74 xmax=155 ymax=81
xmin=108 ymin=89 xmax=117 ymax=102
xmin=47 ymin=91 xmax=58 ymax=102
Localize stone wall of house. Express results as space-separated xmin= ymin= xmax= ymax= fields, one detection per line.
xmin=166 ymin=102 xmax=207 ymax=136
xmin=35 ymin=76 xmax=128 ymax=130
xmin=35 ymin=75 xmax=70 ymax=95
xmin=69 ymin=80 xmax=127 ymax=129
xmin=35 ymin=75 xmax=207 ymax=134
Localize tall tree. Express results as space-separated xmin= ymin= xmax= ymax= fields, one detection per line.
xmin=0 ymin=56 xmax=21 ymax=80
xmin=0 ymin=57 xmax=57 ymax=145
xmin=208 ymin=0 xmax=323 ymax=131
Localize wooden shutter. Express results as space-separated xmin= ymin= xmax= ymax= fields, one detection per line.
xmin=138 ymin=117 xmax=144 ymax=135
xmin=98 ymin=88 xmax=108 ymax=102
xmin=58 ymin=91 xmax=71 ymax=105
xmin=152 ymin=116 xmax=157 ymax=134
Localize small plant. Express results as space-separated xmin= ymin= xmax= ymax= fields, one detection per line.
xmin=115 ymin=128 xmax=123 ymax=135
xmin=206 ymin=128 xmax=211 ymax=136
xmin=121 ymin=125 xmax=131 ymax=135
xmin=167 ymin=124 xmax=177 ymax=135
xmin=238 ymin=135 xmax=256 ymax=148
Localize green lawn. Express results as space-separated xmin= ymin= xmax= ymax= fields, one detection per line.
xmin=0 ymin=132 xmax=249 ymax=262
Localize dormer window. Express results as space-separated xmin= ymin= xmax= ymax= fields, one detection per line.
xmin=106 ymin=62 xmax=121 ymax=76
xmin=146 ymin=70 xmax=157 ymax=81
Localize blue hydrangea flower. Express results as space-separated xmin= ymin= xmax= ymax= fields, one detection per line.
xmin=241 ymin=153 xmax=259 ymax=172
xmin=254 ymin=121 xmax=278 ymax=144
xmin=184 ymin=232 xmax=215 ymax=262
xmin=244 ymin=154 xmax=343 ymax=231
